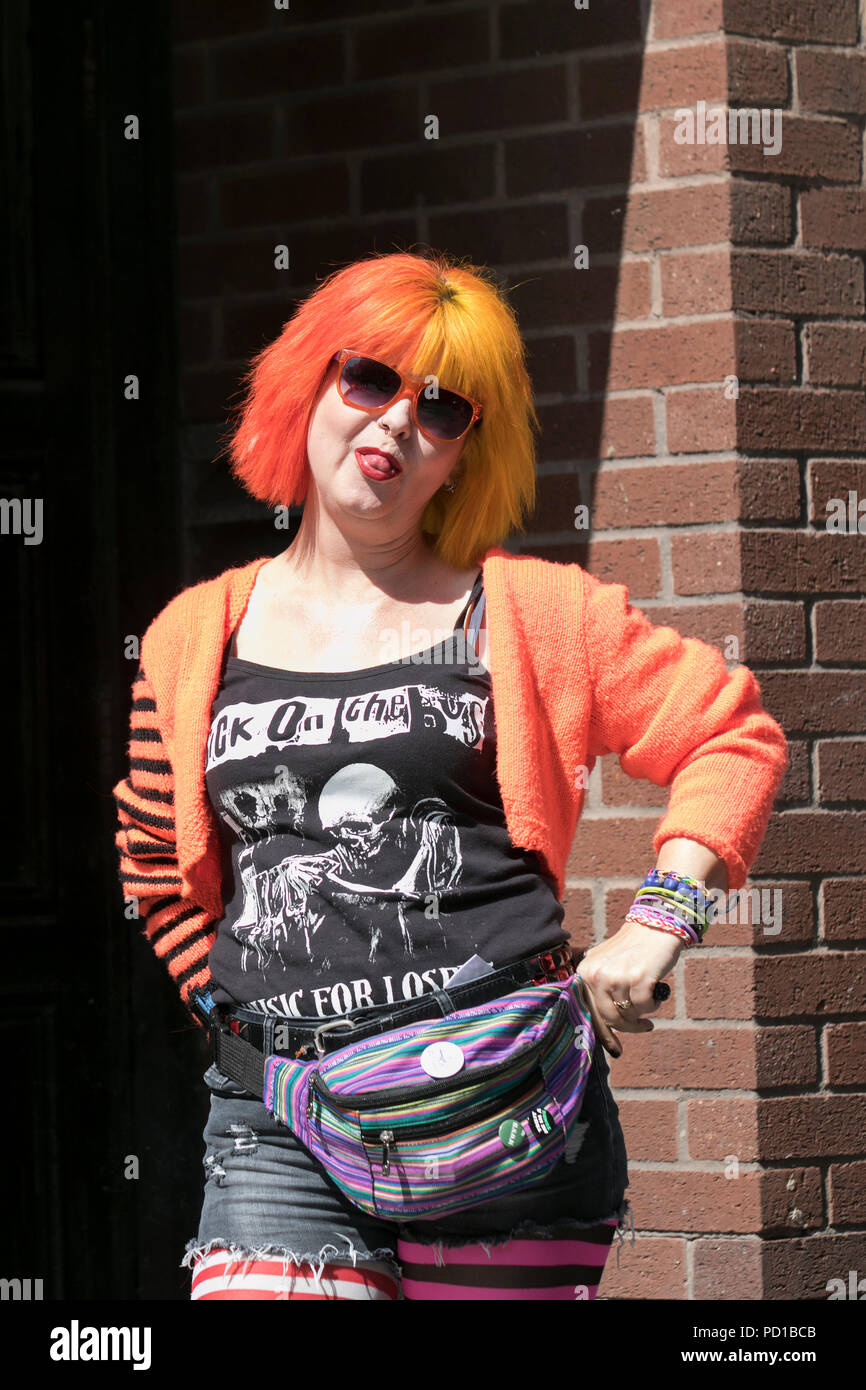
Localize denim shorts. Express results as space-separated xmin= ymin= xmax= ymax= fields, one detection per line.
xmin=182 ymin=1030 xmax=634 ymax=1296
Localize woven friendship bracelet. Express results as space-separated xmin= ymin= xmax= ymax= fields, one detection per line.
xmin=625 ymin=906 xmax=701 ymax=946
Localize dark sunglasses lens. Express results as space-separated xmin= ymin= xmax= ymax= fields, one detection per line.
xmin=416 ymin=388 xmax=474 ymax=440
xmin=340 ymin=355 xmax=400 ymax=408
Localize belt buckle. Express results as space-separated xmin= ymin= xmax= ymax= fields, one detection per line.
xmin=312 ymin=1016 xmax=359 ymax=1059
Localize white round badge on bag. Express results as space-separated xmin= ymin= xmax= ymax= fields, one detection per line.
xmin=420 ymin=1041 xmax=465 ymax=1078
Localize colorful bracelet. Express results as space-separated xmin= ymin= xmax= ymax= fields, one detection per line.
xmin=625 ymin=906 xmax=700 ymax=946
xmin=637 ymin=868 xmax=712 ymax=941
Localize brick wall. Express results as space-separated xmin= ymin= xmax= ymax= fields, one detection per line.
xmin=171 ymin=0 xmax=865 ymax=1300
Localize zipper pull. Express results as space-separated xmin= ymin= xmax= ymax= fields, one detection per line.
xmin=306 ymin=1076 xmax=318 ymax=1120
xmin=379 ymin=1129 xmax=395 ymax=1176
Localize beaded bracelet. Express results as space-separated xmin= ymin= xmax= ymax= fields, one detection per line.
xmin=638 ymin=869 xmax=712 ymax=938
xmin=627 ymin=867 xmax=713 ymax=945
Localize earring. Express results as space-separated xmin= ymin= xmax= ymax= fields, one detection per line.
xmin=442 ymin=478 xmax=457 ymax=493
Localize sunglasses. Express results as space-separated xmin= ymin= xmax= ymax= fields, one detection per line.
xmin=331 ymin=348 xmax=483 ymax=442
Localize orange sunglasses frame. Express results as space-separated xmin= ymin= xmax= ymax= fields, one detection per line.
xmin=331 ymin=348 xmax=483 ymax=443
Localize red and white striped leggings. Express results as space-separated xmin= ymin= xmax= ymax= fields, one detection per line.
xmin=189 ymin=1219 xmax=621 ymax=1301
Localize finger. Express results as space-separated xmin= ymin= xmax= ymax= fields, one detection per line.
xmin=577 ymin=976 xmax=623 ymax=1057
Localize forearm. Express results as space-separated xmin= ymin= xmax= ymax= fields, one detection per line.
xmin=655 ymin=837 xmax=728 ymax=894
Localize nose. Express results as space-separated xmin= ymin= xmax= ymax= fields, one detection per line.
xmin=377 ymin=386 xmax=416 ymax=434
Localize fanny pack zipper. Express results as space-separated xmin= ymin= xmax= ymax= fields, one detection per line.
xmin=362 ymin=1059 xmax=549 ymax=1171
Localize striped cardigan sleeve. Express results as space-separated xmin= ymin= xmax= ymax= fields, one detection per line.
xmin=112 ymin=663 xmax=216 ymax=1028
xmin=582 ymin=571 xmax=789 ymax=891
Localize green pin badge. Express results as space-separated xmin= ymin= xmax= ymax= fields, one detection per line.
xmin=498 ymin=1119 xmax=526 ymax=1150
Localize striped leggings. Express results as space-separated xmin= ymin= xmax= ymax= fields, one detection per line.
xmin=189 ymin=1219 xmax=621 ymax=1300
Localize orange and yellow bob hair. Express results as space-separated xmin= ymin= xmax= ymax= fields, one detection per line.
xmin=223 ymin=249 xmax=539 ymax=570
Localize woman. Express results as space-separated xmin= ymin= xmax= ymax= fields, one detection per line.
xmin=113 ymin=250 xmax=788 ymax=1301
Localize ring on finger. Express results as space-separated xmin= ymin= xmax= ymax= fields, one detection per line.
xmin=614 ymin=998 xmax=632 ymax=1011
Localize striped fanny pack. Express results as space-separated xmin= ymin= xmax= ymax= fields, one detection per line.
xmin=263 ymin=971 xmax=596 ymax=1221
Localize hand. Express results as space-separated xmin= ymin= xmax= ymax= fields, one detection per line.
xmin=576 ymin=918 xmax=684 ymax=1058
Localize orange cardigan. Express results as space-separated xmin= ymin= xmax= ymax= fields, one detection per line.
xmin=112 ymin=545 xmax=789 ymax=1023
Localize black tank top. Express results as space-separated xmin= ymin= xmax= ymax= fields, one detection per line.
xmin=204 ymin=570 xmax=567 ymax=1020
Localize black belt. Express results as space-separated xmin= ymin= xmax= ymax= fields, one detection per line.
xmin=194 ymin=944 xmax=575 ymax=1099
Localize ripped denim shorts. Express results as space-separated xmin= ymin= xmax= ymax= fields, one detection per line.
xmin=182 ymin=1035 xmax=634 ymax=1299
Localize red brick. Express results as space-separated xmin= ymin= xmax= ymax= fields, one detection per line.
xmin=219 ymin=161 xmax=350 ymax=229
xmin=584 ymin=539 xmax=662 ymax=596
xmin=755 ymin=952 xmax=866 ymax=1018
xmin=688 ymin=1098 xmax=759 ymax=1160
xmin=506 ymin=125 xmax=645 ymax=198
xmin=561 ymin=886 xmax=593 ymax=949
xmin=730 ymin=180 xmax=793 ymax=245
xmin=684 ymin=955 xmax=754 ymax=1019
xmin=805 ymin=323 xmax=866 ymax=386
xmin=599 ymin=1236 xmax=687 ymax=1300
xmin=667 ymin=389 xmax=737 ymax=453
xmin=501 ymin=1 xmax=642 ymax=57
xmin=824 ymin=1022 xmax=866 ymax=1085
xmin=829 ymin=1161 xmax=866 ymax=1225
xmin=538 ymin=396 xmax=655 ymax=461
xmin=723 ymin=0 xmax=859 ymax=44
xmin=776 ymin=740 xmax=812 ymax=806
xmin=822 ymin=879 xmax=866 ymax=943
xmin=616 ymin=1099 xmax=679 ymax=1161
xmin=756 ymin=1025 xmax=818 ymax=1088
xmin=811 ymin=461 xmax=866 ymax=525
xmin=671 ymin=530 xmax=741 ymax=593
xmin=593 ymin=319 xmax=793 ymax=391
xmin=731 ymin=251 xmax=864 ymax=316
xmin=756 ymin=811 xmax=866 ymax=872
xmin=589 ymin=460 xmax=740 ymax=528
xmin=814 ymin=601 xmax=866 ymax=664
xmin=571 ymin=815 xmax=683 ymax=882
xmin=692 ymin=1236 xmax=762 ymax=1298
xmin=802 ymin=189 xmax=866 ymax=251
xmin=756 ymin=669 xmax=866 ymax=739
xmin=431 ymin=203 xmax=569 ymax=270
xmin=602 ymin=758 xmax=668 ymax=807
xmin=361 ymin=143 xmax=495 ymax=214
xmin=510 ymin=262 xmax=651 ymax=330
xmin=626 ymin=1169 xmax=768 ymax=1234
xmin=817 ymin=739 xmax=866 ymax=802
xmin=355 ymin=9 xmax=488 ymax=79
xmin=652 ymin=0 xmax=724 ymax=40
xmin=658 ymin=114 xmax=729 ymax=177
xmin=727 ymin=116 xmax=861 ymax=184
xmin=744 ymin=599 xmax=808 ymax=664
xmin=585 ymin=184 xmax=730 ymax=254
xmin=763 ymin=1233 xmax=866 ymax=1300
xmin=796 ymin=48 xmax=866 ymax=115
xmin=762 ymin=1095 xmax=866 ymax=1159
xmin=740 ymin=532 xmax=866 ymax=596
xmin=592 ymin=320 xmax=735 ymax=391
xmin=728 ymin=41 xmax=790 ymax=105
xmin=608 ymin=1028 xmax=757 ymax=1089
xmin=737 ymin=388 xmax=866 ymax=454
xmin=736 ymin=458 xmax=801 ymax=522
xmin=660 ymin=249 xmax=732 ymax=316
xmin=429 ymin=66 xmax=569 ymax=134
